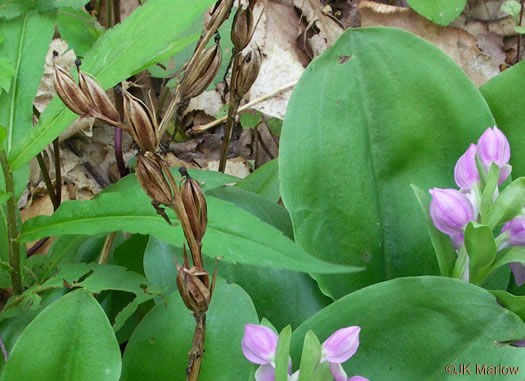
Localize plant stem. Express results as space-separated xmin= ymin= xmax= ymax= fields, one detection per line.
xmin=518 ymin=0 xmax=524 ymax=62
xmin=0 ymin=150 xmax=22 ymax=295
xmin=112 ymin=0 xmax=120 ymax=25
xmin=218 ymin=54 xmax=242 ymax=173
xmin=106 ymin=0 xmax=112 ymax=28
xmin=27 ymin=237 xmax=50 ymax=257
xmin=52 ymin=138 xmax=62 ymax=205
xmin=98 ymin=232 xmax=116 ymax=264
xmin=35 ymin=153 xmax=59 ymax=211
xmin=187 ymin=313 xmax=206 ymax=381
xmin=0 ymin=335 xmax=7 ymax=363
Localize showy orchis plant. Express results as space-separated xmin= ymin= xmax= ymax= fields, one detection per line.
xmin=242 ymin=324 xmax=369 ymax=381
xmin=423 ymin=126 xmax=525 ymax=285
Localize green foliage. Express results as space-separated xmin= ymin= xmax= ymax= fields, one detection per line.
xmin=57 ymin=8 xmax=104 ymax=56
xmin=121 ymin=278 xmax=258 ymax=381
xmin=464 ymin=223 xmax=496 ymax=285
xmin=407 ymin=0 xmax=467 ymax=26
xmin=280 ymin=27 xmax=494 ymax=299
xmin=0 ymin=0 xmax=89 ymax=20
xmin=236 ymin=158 xmax=280 ymax=203
xmin=0 ymin=289 xmax=121 ymax=381
xmin=291 ymin=277 xmax=525 ymax=380
xmin=275 ymin=325 xmax=292 ymax=381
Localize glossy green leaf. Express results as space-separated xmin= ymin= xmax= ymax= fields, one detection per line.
xmin=0 ymin=0 xmax=89 ymax=20
xmin=298 ymin=331 xmax=322 ymax=381
xmin=0 ymin=10 xmax=55 ymax=153
xmin=486 ymin=178 xmax=525 ymax=229
xmin=207 ymin=186 xmax=293 ymax=238
xmin=236 ymin=158 xmax=280 ymax=203
xmin=291 ymin=276 xmax=525 ymax=380
xmin=407 ymin=0 xmax=466 ymax=26
xmin=480 ymin=164 xmax=499 ymax=222
xmin=280 ymin=27 xmax=494 ymax=298
xmin=464 ymin=223 xmax=496 ymax=285
xmin=481 ymin=61 xmax=525 ymax=177
xmin=411 ymin=185 xmax=456 ymax=277
xmin=21 ymin=172 xmax=361 ymax=274
xmin=121 ymin=278 xmax=258 ymax=381
xmin=275 ymin=325 xmax=292 ymax=381
xmin=491 ymin=290 xmax=525 ymax=321
xmin=144 ymin=236 xmax=331 ymax=329
xmin=0 ymin=289 xmax=121 ymax=381
xmin=8 ymin=0 xmax=215 ymax=171
xmin=57 ymin=8 xmax=104 ymax=56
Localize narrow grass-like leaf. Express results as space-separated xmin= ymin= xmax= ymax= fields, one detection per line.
xmin=486 ymin=178 xmax=525 ymax=229
xmin=464 ymin=222 xmax=496 ymax=284
xmin=275 ymin=325 xmax=292 ymax=381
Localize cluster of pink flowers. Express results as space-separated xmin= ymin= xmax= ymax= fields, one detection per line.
xmin=242 ymin=324 xmax=368 ymax=381
xmin=429 ymin=126 xmax=525 ymax=285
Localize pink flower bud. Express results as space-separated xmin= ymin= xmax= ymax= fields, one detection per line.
xmin=322 ymin=326 xmax=360 ymax=364
xmin=501 ymin=216 xmax=525 ymax=246
xmin=242 ymin=324 xmax=278 ymax=365
xmin=429 ymin=188 xmax=475 ymax=235
xmin=477 ymin=126 xmax=510 ymax=169
xmin=454 ymin=144 xmax=479 ymax=190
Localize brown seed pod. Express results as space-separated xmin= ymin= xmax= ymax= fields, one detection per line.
xmin=231 ymin=5 xmax=254 ymax=52
xmin=53 ymin=65 xmax=93 ymax=116
xmin=179 ymin=42 xmax=222 ymax=101
xmin=78 ymin=70 xmax=121 ymax=125
xmin=123 ymin=90 xmax=158 ymax=153
xmin=205 ymin=0 xmax=234 ymax=32
xmin=176 ymin=246 xmax=211 ymax=313
xmin=233 ymin=46 xmax=262 ymax=97
xmin=136 ymin=153 xmax=173 ymax=206
xmin=181 ymin=175 xmax=208 ymax=242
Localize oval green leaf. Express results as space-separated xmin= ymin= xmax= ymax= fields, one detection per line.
xmin=291 ymin=276 xmax=525 ymax=380
xmin=407 ymin=0 xmax=466 ymax=26
xmin=0 ymin=289 xmax=121 ymax=381
xmin=121 ymin=278 xmax=258 ymax=381
xmin=279 ymin=27 xmax=495 ymax=298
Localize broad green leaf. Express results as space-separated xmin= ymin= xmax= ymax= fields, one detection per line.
xmin=21 ymin=172 xmax=361 ymax=274
xmin=121 ymin=278 xmax=258 ymax=381
xmin=240 ymin=111 xmax=263 ymax=129
xmin=481 ymin=61 xmax=525 ymax=177
xmin=0 ymin=10 xmax=55 ymax=153
xmin=407 ymin=0 xmax=467 ymax=26
xmin=144 ymin=236 xmax=332 ymax=329
xmin=8 ymin=0 xmax=215 ymax=171
xmin=0 ymin=289 xmax=121 ymax=381
xmin=291 ymin=276 xmax=525 ymax=380
xmin=57 ymin=8 xmax=104 ymax=56
xmin=266 ymin=117 xmax=283 ymax=136
xmin=275 ymin=325 xmax=292 ymax=381
xmin=411 ymin=184 xmax=456 ymax=277
xmin=491 ymin=290 xmax=525 ymax=321
xmin=280 ymin=27 xmax=494 ymax=298
xmin=0 ymin=190 xmax=10 ymax=204
xmin=112 ymin=233 xmax=148 ymax=275
xmin=480 ymin=163 xmax=499 ymax=222
xmin=464 ymin=223 xmax=496 ymax=285
xmin=298 ymin=331 xmax=322 ymax=381
xmin=0 ymin=58 xmax=15 ymax=94
xmin=0 ymin=289 xmax=65 ymax=370
xmin=236 ymin=158 xmax=280 ymax=203
xmin=486 ymin=178 xmax=525 ymax=228
xmin=501 ymin=0 xmax=522 ymax=23
xmin=0 ymin=0 xmax=89 ymax=20
xmin=516 ymin=25 xmax=525 ymax=34
xmin=207 ymin=186 xmax=293 ymax=238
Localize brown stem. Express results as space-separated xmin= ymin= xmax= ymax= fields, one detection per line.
xmin=98 ymin=232 xmax=116 ymax=264
xmin=112 ymin=0 xmax=120 ymax=25
xmin=218 ymin=54 xmax=242 ymax=173
xmin=36 ymin=153 xmax=59 ymax=211
xmin=52 ymin=138 xmax=62 ymax=205
xmin=187 ymin=313 xmax=206 ymax=381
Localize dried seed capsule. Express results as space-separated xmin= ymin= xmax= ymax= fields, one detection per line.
xmin=205 ymin=0 xmax=234 ymax=32
xmin=136 ymin=153 xmax=173 ymax=205
xmin=53 ymin=64 xmax=93 ymax=116
xmin=176 ymin=246 xmax=211 ymax=312
xmin=181 ymin=174 xmax=208 ymax=242
xmin=180 ymin=42 xmax=222 ymax=101
xmin=231 ymin=3 xmax=255 ymax=52
xmin=123 ymin=90 xmax=158 ymax=152
xmin=233 ymin=46 xmax=261 ymax=97
xmin=78 ymin=70 xmax=121 ymax=125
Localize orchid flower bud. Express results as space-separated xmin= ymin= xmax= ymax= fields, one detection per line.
xmin=241 ymin=324 xmax=278 ymax=365
xmin=454 ymin=144 xmax=479 ymax=191
xmin=429 ymin=188 xmax=475 ymax=236
xmin=477 ymin=126 xmax=512 ymax=184
xmin=501 ymin=215 xmax=525 ymax=246
xmin=509 ymin=263 xmax=525 ymax=287
xmin=321 ymin=326 xmax=360 ymax=364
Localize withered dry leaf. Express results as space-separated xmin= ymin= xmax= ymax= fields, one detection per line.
xmin=359 ymin=1 xmax=502 ymax=87
xmin=206 ymin=157 xmax=251 ymax=178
